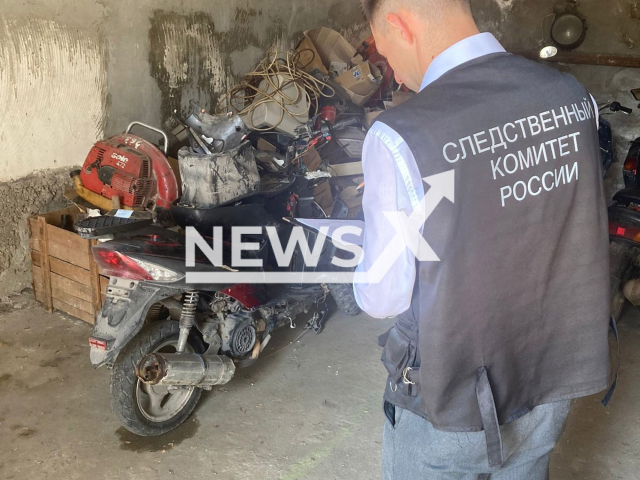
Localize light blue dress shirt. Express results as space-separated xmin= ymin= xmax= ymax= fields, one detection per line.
xmin=353 ymin=33 xmax=599 ymax=319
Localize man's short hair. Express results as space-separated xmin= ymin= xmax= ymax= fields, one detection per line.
xmin=360 ymin=0 xmax=471 ymax=21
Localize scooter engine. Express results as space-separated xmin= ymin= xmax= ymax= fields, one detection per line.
xmin=220 ymin=314 xmax=257 ymax=358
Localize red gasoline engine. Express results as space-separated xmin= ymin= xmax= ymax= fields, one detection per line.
xmin=78 ymin=122 xmax=178 ymax=210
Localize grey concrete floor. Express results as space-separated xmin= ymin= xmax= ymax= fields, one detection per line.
xmin=0 ymin=292 xmax=638 ymax=480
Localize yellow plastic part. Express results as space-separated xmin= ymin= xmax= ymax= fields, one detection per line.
xmin=71 ymin=174 xmax=133 ymax=211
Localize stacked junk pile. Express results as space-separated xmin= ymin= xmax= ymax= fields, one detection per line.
xmin=68 ymin=28 xmax=411 ymax=233
xmin=28 ymin=28 xmax=415 ymax=437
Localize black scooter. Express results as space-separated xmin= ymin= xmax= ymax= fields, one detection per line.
xmin=602 ymin=92 xmax=640 ymax=320
xmin=86 ymin=112 xmax=363 ymax=437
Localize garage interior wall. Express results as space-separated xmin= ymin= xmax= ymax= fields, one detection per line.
xmin=1 ymin=0 xmax=639 ymax=297
xmin=0 ymin=0 xmax=368 ymax=297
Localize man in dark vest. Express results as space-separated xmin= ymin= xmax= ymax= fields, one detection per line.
xmin=352 ymin=0 xmax=612 ymax=478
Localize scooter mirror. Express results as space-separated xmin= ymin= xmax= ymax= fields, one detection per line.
xmin=539 ymin=46 xmax=559 ymax=59
xmin=631 ymin=88 xmax=640 ymax=102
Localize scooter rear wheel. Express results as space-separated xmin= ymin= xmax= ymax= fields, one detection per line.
xmin=110 ymin=321 xmax=206 ymax=436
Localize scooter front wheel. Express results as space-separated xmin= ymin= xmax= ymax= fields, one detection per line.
xmin=328 ymin=282 xmax=360 ymax=316
xmin=110 ymin=321 xmax=206 ymax=436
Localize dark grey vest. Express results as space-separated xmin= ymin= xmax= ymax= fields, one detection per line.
xmin=377 ymin=53 xmax=610 ymax=465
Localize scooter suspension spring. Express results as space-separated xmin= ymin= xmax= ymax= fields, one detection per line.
xmin=176 ymin=291 xmax=199 ymax=353
xmin=179 ymin=291 xmax=199 ymax=329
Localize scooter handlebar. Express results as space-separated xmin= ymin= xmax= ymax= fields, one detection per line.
xmin=610 ymin=101 xmax=633 ymax=115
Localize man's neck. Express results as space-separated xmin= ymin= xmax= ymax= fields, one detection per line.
xmin=416 ymin=16 xmax=481 ymax=82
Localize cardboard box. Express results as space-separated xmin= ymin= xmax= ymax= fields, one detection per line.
xmin=302 ymin=145 xmax=323 ymax=171
xmin=392 ymin=90 xmax=415 ymax=107
xmin=306 ymin=27 xmax=382 ymax=106
xmin=330 ymin=162 xmax=363 ymax=177
xmin=339 ymin=185 xmax=363 ymax=207
xmin=257 ymin=137 xmax=278 ymax=153
xmin=329 ymin=61 xmax=349 ymax=77
xmin=305 ymin=27 xmax=358 ymax=71
xmin=335 ymin=61 xmax=381 ymax=106
xmin=337 ymin=183 xmax=364 ymax=218
xmin=296 ymin=35 xmax=328 ymax=76
xmin=364 ymin=110 xmax=384 ymax=128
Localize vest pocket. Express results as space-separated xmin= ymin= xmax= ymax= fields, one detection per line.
xmin=380 ymin=325 xmax=418 ymax=397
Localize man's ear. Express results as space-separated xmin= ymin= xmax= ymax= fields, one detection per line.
xmin=385 ymin=12 xmax=414 ymax=45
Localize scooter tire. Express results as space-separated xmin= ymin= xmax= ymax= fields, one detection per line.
xmin=110 ymin=321 xmax=206 ymax=437
xmin=328 ymin=283 xmax=360 ymax=316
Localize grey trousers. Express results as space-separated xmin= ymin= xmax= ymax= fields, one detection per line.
xmin=382 ymin=401 xmax=571 ymax=480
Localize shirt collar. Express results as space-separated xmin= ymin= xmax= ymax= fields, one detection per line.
xmin=420 ymin=32 xmax=506 ymax=91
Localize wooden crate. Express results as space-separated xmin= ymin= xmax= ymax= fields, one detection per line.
xmin=28 ymin=206 xmax=110 ymax=325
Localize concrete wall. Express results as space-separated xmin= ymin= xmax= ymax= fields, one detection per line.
xmin=0 ymin=0 xmax=368 ymax=181
xmin=0 ymin=0 xmax=367 ymax=296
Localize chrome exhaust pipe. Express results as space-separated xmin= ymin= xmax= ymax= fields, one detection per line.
xmin=136 ymin=353 xmax=235 ymax=388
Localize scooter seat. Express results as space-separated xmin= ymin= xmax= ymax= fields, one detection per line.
xmin=171 ymin=202 xmax=279 ymax=235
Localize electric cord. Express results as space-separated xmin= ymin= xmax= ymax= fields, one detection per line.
xmin=216 ymin=47 xmax=336 ymax=131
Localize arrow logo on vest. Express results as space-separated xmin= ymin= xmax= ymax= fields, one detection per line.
xmin=185 ymin=170 xmax=455 ymax=286
xmin=359 ymin=169 xmax=455 ymax=284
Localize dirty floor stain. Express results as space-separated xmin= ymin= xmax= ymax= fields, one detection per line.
xmin=115 ymin=418 xmax=200 ymax=452
xmin=39 ymin=356 xmax=72 ymax=368
xmin=0 ymin=373 xmax=11 ymax=386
